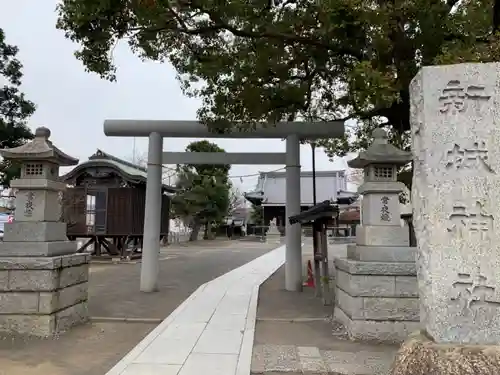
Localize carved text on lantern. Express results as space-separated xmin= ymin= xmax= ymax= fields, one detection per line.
xmin=24 ymin=192 xmax=35 ymax=217
xmin=380 ymin=196 xmax=390 ymax=222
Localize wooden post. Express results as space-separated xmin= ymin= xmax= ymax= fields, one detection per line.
xmin=313 ymin=221 xmax=322 ymax=298
xmin=319 ymin=220 xmax=331 ymax=305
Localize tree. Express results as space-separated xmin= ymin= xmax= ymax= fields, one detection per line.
xmin=346 ymin=169 xmax=364 ymax=188
xmin=228 ymin=186 xmax=244 ymax=215
xmin=249 ymin=203 xmax=264 ymax=226
xmin=0 ymin=28 xmax=35 ymax=186
xmin=56 ymin=0 xmax=500 ymax=189
xmin=171 ymin=140 xmax=231 ymax=241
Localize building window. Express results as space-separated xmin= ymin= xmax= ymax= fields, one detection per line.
xmin=25 ymin=163 xmax=44 ymax=176
xmin=374 ymin=166 xmax=393 ymax=179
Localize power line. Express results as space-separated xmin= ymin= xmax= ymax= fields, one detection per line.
xmin=151 ymin=162 xmax=286 ymax=181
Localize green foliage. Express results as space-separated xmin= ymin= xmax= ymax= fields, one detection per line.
xmin=171 ymin=140 xmax=231 ymax=227
xmin=250 ymin=203 xmax=264 ymax=226
xmin=0 ymin=28 xmax=35 ymax=186
xmin=56 ymin=0 xmax=500 ymax=165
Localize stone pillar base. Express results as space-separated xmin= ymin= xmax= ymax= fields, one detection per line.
xmin=0 ymin=253 xmax=90 ymax=336
xmin=334 ymin=258 xmax=420 ymax=343
xmin=334 ymin=306 xmax=420 ymax=343
xmin=266 ymin=233 xmax=282 ymax=244
xmin=390 ymin=330 xmax=500 ymax=375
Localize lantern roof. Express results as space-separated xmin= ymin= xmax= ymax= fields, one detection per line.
xmin=347 ymin=128 xmax=412 ymax=169
xmin=0 ymin=127 xmax=79 ymax=166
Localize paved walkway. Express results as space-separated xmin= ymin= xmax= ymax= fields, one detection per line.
xmin=106 ymin=245 xmax=286 ymax=375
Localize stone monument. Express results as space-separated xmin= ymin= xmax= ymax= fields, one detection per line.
xmin=333 ymin=128 xmax=419 ymax=343
xmin=391 ymin=63 xmax=500 ymax=374
xmin=266 ymin=217 xmax=281 ymax=243
xmin=0 ymin=127 xmax=90 ymax=336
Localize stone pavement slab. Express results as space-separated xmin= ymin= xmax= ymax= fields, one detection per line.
xmin=252 ymin=344 xmax=396 ymax=375
xmin=106 ymin=245 xmax=286 ymax=375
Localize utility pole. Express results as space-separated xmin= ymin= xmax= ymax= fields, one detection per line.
xmin=310 ymin=141 xmax=320 ymax=297
xmin=311 ymin=142 xmax=317 ymax=205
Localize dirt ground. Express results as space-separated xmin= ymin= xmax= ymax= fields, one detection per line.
xmin=253 ymin=265 xmax=399 ymax=374
xmin=0 ymin=322 xmax=155 ymax=375
xmin=255 ymin=264 xmax=348 ymax=350
xmin=0 ymin=240 xmax=276 ymax=375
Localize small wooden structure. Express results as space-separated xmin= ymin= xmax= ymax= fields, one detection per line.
xmin=401 ymin=213 xmax=417 ymax=247
xmin=289 ymin=200 xmax=339 ymax=305
xmin=61 ymin=150 xmax=175 ymax=258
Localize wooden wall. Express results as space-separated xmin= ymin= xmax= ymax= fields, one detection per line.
xmin=64 ymin=187 xmax=170 ymax=236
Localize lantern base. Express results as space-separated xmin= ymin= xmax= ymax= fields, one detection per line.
xmin=356 ymin=225 xmax=409 ymax=247
xmin=0 ymin=254 xmax=89 ymax=336
xmin=334 ymin=258 xmax=419 ymax=343
xmin=3 ymin=221 xmax=67 ymax=242
xmin=0 ymin=240 xmax=76 ymax=257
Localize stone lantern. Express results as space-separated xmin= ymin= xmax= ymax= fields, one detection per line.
xmin=0 ymin=127 xmax=89 ymax=336
xmin=2 ymin=127 xmax=78 ymax=245
xmin=333 ymin=128 xmax=420 ymax=343
xmin=348 ymin=127 xmax=411 ymax=236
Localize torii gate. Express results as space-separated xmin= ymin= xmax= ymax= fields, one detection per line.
xmin=103 ymin=120 xmax=345 ymax=292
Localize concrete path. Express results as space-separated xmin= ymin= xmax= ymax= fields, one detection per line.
xmin=106 ymin=245 xmax=286 ymax=375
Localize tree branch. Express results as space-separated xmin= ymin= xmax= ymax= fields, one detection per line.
xmin=129 ymin=2 xmax=363 ymax=60
xmin=494 ymin=0 xmax=500 ymax=33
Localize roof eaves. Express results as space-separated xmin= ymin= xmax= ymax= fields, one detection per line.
xmin=89 ymin=149 xmax=148 ymax=173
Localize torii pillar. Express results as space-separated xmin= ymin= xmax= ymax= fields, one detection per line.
xmin=285 ymin=134 xmax=302 ymax=292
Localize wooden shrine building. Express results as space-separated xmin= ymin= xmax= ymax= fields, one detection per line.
xmin=60 ymin=149 xmax=175 ymax=258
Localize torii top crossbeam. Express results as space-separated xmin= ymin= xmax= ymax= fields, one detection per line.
xmin=103 ymin=120 xmax=345 ymax=139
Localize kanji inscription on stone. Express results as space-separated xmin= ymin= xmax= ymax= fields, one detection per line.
xmin=451 ymin=267 xmax=500 ymax=314
xmin=380 ymin=196 xmax=390 ymax=222
xmin=444 ymin=141 xmax=494 ymax=173
xmin=438 ymin=80 xmax=491 ymax=114
xmin=447 ymin=201 xmax=493 ymax=241
xmin=410 ymin=63 xmax=500 ymax=344
xmin=24 ymin=192 xmax=35 ymax=217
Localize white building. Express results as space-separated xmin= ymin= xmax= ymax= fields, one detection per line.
xmin=244 ymin=170 xmax=358 ymax=228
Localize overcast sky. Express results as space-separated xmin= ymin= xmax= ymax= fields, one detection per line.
xmin=0 ymin=1 xmax=354 ymax=193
